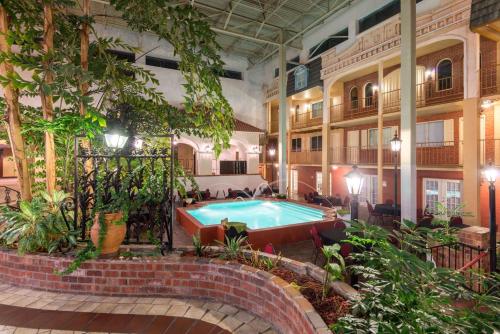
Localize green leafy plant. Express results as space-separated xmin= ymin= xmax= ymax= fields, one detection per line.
xmin=336 ymin=209 xmax=350 ymax=216
xmin=217 ymin=235 xmax=248 ymax=260
xmin=0 ymin=191 xmax=77 ymax=254
xmin=332 ymin=220 xmax=500 ymax=333
xmin=192 ymin=233 xmax=207 ymax=257
xmin=321 ymin=244 xmax=345 ymax=300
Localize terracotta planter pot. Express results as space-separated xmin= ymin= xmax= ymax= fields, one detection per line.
xmin=90 ymin=212 xmax=126 ymax=256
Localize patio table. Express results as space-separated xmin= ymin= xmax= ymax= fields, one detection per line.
xmin=318 ymin=229 xmax=347 ymax=246
xmin=374 ymin=203 xmax=401 ymax=216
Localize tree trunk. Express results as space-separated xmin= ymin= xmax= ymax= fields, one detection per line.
xmin=41 ymin=2 xmax=57 ymax=195
xmin=0 ymin=6 xmax=32 ymax=201
xmin=80 ymin=0 xmax=93 ymax=178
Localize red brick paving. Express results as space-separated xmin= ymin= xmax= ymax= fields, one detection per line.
xmin=0 ymin=304 xmax=229 ymax=334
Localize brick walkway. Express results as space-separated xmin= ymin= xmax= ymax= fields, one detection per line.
xmin=0 ymin=285 xmax=276 ymax=334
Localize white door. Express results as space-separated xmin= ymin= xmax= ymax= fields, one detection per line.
xmin=291 ymin=170 xmax=298 ymax=194
xmin=423 ymin=178 xmax=463 ymax=215
xmin=316 ymin=172 xmax=323 ymax=195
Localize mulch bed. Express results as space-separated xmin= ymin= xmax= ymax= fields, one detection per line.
xmin=183 ymin=250 xmax=350 ymax=327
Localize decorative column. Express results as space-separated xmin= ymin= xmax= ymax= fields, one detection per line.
xmin=278 ymin=36 xmax=288 ymax=194
xmin=462 ymin=31 xmax=481 ymax=226
xmin=377 ymin=62 xmax=384 ymax=203
xmin=322 ymin=82 xmax=331 ymax=196
xmin=400 ymin=0 xmax=417 ymax=222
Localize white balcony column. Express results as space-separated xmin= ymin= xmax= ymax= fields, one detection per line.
xmin=400 ymin=0 xmax=417 ymax=222
xmin=462 ymin=32 xmax=481 ymax=226
xmin=322 ymin=82 xmax=331 ymax=196
xmin=278 ymin=36 xmax=288 ymax=194
xmin=377 ymin=61 xmax=384 ymax=204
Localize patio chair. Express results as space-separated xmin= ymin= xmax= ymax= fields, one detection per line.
xmin=310 ymin=226 xmax=323 ymax=265
xmin=366 ymin=200 xmax=384 ymax=225
xmin=263 ymin=243 xmax=276 ymax=255
xmin=343 ymin=196 xmax=350 ymax=209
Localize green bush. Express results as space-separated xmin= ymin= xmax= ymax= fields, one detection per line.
xmin=331 ymin=220 xmax=500 ymax=333
xmin=0 ymin=191 xmax=77 ymax=254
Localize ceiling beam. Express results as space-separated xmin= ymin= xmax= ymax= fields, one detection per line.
xmin=192 ymin=2 xmax=298 ymax=34
xmin=254 ymin=0 xmax=352 ymax=65
xmin=255 ymin=0 xmax=291 ymax=38
xmin=211 ymin=27 xmax=281 ymax=46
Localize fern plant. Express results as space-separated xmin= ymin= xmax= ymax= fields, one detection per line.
xmin=217 ymin=235 xmax=248 ymax=260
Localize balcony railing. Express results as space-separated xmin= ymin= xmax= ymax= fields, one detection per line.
xmin=291 ymin=112 xmax=323 ymax=130
xmin=480 ymin=138 xmax=500 ymax=166
xmin=289 ymin=150 xmax=322 ymax=165
xmin=330 ymin=75 xmax=464 ymax=122
xmin=480 ymin=64 xmax=500 ymax=97
xmin=331 ymin=141 xmax=460 ymax=166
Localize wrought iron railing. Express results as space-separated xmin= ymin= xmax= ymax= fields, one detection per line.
xmin=73 ymin=135 xmax=175 ymax=252
xmin=0 ymin=186 xmax=20 ymax=208
xmin=429 ymin=242 xmax=489 ymax=292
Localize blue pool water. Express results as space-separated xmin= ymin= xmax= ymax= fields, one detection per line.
xmin=187 ymin=200 xmax=325 ymax=230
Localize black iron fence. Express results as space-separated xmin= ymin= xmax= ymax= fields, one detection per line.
xmin=0 ymin=186 xmax=20 ymax=208
xmin=72 ymin=135 xmax=175 ymax=252
xmin=429 ymin=242 xmax=490 ymax=292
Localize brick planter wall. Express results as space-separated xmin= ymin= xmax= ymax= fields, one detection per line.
xmin=0 ymin=248 xmax=357 ymax=334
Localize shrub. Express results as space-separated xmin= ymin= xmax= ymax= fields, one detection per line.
xmin=0 ymin=191 xmax=77 ymax=254
xmin=331 ymin=220 xmax=500 ymax=333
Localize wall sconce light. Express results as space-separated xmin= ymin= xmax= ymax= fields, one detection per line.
xmin=372 ymin=85 xmax=379 ymax=92
xmin=425 ymin=68 xmax=435 ymax=79
xmin=481 ymin=100 xmax=493 ymax=109
xmin=202 ymin=144 xmax=213 ymax=153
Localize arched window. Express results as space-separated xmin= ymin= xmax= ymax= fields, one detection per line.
xmin=436 ymin=59 xmax=452 ymax=91
xmin=364 ymin=83 xmax=374 ymax=107
xmin=350 ymin=87 xmax=358 ymax=109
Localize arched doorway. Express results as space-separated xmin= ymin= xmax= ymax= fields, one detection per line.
xmin=175 ymin=143 xmax=196 ymax=175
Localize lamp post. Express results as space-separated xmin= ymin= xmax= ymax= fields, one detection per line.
xmin=484 ymin=163 xmax=497 ymax=272
xmin=268 ymin=147 xmax=276 ymax=185
xmin=344 ymin=165 xmax=364 ymax=221
xmin=390 ymin=131 xmax=402 ymax=218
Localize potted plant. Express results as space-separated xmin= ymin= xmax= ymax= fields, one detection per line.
xmin=90 ymin=176 xmax=132 ymax=257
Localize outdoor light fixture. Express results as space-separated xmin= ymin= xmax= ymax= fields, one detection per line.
xmin=481 ymin=99 xmax=493 ymax=109
xmin=104 ymin=133 xmax=128 ymax=150
xmin=372 ymin=85 xmax=379 ymax=91
xmin=390 ymin=131 xmax=402 ymax=152
xmin=268 ymin=148 xmax=276 ymax=157
xmin=425 ymin=68 xmax=435 ymax=79
xmin=134 ymin=138 xmax=144 ymax=150
xmin=344 ymin=165 xmax=363 ymax=221
xmin=483 ymin=162 xmax=497 ymax=272
xmin=390 ymin=131 xmax=401 ymax=217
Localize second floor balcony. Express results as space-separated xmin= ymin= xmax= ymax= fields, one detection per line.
xmin=480 ymin=64 xmax=500 ymax=97
xmin=330 ymin=75 xmax=464 ymax=122
xmin=291 ymin=112 xmax=323 ymax=130
xmin=331 ymin=141 xmax=460 ymax=167
xmin=289 ymin=149 xmax=322 ymax=165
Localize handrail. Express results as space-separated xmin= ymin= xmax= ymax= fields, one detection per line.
xmin=457 ymin=251 xmax=488 ymax=273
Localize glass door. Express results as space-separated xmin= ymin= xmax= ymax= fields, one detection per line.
xmin=423 ymin=178 xmax=462 ymax=215
xmin=316 ymin=171 xmax=323 ymax=195
xmin=291 ymin=170 xmax=298 ymax=194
